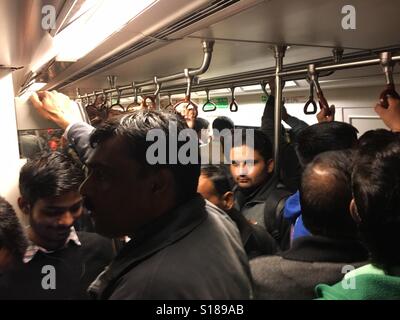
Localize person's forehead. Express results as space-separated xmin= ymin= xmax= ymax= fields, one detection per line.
xmin=230 ymin=145 xmax=257 ymax=159
xmin=36 ymin=191 xmax=82 ymax=208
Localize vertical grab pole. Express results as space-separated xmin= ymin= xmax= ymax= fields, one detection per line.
xmin=154 ymin=76 xmax=161 ymax=110
xmin=273 ymin=45 xmax=286 ymax=177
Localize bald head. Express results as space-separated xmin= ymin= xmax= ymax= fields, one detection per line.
xmin=300 ymin=150 xmax=358 ymax=239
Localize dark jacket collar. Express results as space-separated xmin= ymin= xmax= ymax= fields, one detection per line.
xmin=235 ymin=175 xmax=278 ymax=208
xmin=88 ymin=194 xmax=208 ymax=299
xmin=282 ymin=235 xmax=369 ymax=263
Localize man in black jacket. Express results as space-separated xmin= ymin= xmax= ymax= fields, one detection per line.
xmin=0 ymin=151 xmax=114 ymax=299
xmin=230 ymin=129 xmax=292 ymax=250
xmin=198 ymin=165 xmax=277 ymax=259
xmin=250 ymin=150 xmax=368 ymax=300
xmin=30 ymin=91 xmax=253 ymax=300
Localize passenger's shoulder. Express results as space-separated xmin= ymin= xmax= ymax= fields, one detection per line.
xmin=250 ymin=254 xmax=283 ymax=269
xmin=77 ymin=231 xmax=114 ymax=253
xmin=110 ymin=263 xmax=205 ymax=299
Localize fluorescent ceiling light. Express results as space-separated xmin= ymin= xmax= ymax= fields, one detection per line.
xmin=55 ymin=0 xmax=157 ymax=62
xmin=67 ymin=0 xmax=99 ymax=26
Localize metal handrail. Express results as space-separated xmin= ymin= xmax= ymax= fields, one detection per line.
xmin=77 ymin=40 xmax=214 ymax=101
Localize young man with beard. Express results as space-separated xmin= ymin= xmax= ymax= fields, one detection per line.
xmin=230 ymin=129 xmax=292 ymax=250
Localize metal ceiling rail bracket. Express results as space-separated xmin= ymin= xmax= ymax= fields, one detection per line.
xmin=280 ymin=54 xmax=400 ymax=78
xmin=77 ymin=40 xmax=214 ymax=101
xmin=76 ymin=50 xmax=400 ymax=101
xmin=133 ymin=51 xmax=400 ymax=97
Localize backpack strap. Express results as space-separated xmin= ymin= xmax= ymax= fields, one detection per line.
xmin=263 ymin=184 xmax=292 ymax=247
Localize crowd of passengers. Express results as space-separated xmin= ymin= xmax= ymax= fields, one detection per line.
xmin=0 ymin=79 xmax=400 ymax=300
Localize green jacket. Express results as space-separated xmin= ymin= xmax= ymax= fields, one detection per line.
xmin=315 ymin=264 xmax=400 ymax=300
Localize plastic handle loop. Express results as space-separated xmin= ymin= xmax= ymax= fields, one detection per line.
xmin=304 ymin=100 xmax=318 ymax=115
xmin=202 ymin=90 xmax=217 ymax=112
xmin=203 ymin=101 xmax=217 ymax=112
xmin=110 ymin=88 xmax=125 ymax=112
xmin=230 ymin=100 xmax=238 ymax=112
xmin=229 ymin=87 xmax=238 ymax=112
xmin=173 ymin=97 xmax=198 ymax=120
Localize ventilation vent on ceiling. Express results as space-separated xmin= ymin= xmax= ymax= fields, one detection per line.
xmin=55 ymin=0 xmax=240 ymax=90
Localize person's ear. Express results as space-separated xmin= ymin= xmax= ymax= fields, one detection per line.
xmin=349 ymin=198 xmax=362 ymax=224
xmin=18 ymin=197 xmax=30 ymax=215
xmin=266 ymin=159 xmax=274 ymax=174
xmin=222 ymin=191 xmax=235 ymax=212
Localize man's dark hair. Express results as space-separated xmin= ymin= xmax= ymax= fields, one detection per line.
xmin=90 ymin=110 xmax=200 ymax=205
xmin=357 ymin=128 xmax=394 ymax=151
xmin=352 ymin=130 xmax=400 ymax=271
xmin=0 ymin=196 xmax=28 ymax=261
xmin=19 ymin=151 xmax=85 ymax=206
xmin=300 ymin=150 xmax=358 ymax=239
xmin=194 ymin=117 xmax=209 ymax=135
xmin=235 ymin=129 xmax=273 ymax=162
xmin=201 ymin=165 xmax=234 ymax=196
xmin=295 ymin=121 xmax=359 ymax=167
xmin=212 ymin=116 xmax=234 ymax=132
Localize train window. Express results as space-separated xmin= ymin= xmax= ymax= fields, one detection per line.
xmin=17 ymin=129 xmax=64 ymax=159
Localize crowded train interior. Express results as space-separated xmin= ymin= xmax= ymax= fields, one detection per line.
xmin=0 ymin=0 xmax=399 ymax=301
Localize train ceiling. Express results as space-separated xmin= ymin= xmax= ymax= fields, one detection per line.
xmin=1 ymin=0 xmax=399 ymax=96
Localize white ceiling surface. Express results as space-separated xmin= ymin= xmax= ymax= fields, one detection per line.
xmin=71 ymin=39 xmax=343 ymax=90
xmin=191 ymin=0 xmax=400 ymax=49
xmin=0 ymin=0 xmax=64 ymax=92
xmin=2 ymin=0 xmax=399 ymax=94
xmin=68 ymin=0 xmax=400 ymax=95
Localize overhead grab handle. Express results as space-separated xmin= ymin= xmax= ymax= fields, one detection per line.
xmin=127 ymin=83 xmax=141 ymax=111
xmin=110 ymin=86 xmax=125 ymax=112
xmin=139 ymin=78 xmax=160 ymax=110
xmin=86 ymin=90 xmax=107 ymax=125
xmin=173 ymin=68 xmax=198 ymax=127
xmin=99 ymin=89 xmax=109 ymax=110
xmin=229 ymin=87 xmax=238 ymax=112
xmin=152 ymin=76 xmax=162 ymax=110
xmin=141 ymin=95 xmax=157 ymax=110
xmin=154 ymin=76 xmax=162 ymax=97
xmin=202 ymin=89 xmax=217 ymax=112
xmin=261 ymin=80 xmax=270 ymax=98
xmin=379 ymin=52 xmax=400 ymax=108
xmin=304 ymin=80 xmax=317 ymax=115
xmin=307 ymin=64 xmax=331 ymax=116
xmin=164 ymin=93 xmax=174 ymax=112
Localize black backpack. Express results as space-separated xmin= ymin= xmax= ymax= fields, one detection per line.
xmin=263 ymin=183 xmax=292 ymax=251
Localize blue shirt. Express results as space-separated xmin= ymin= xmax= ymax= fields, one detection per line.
xmin=283 ymin=191 xmax=311 ymax=240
